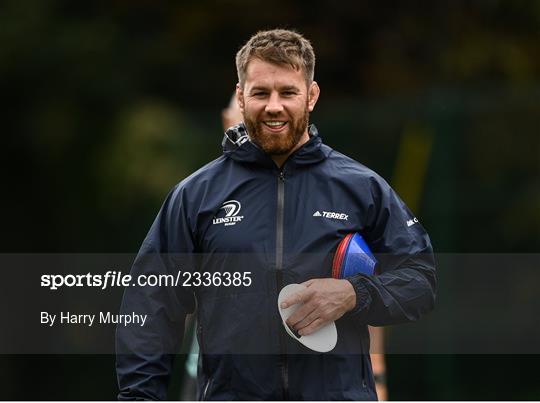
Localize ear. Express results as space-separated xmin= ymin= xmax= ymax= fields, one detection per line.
xmin=236 ymin=84 xmax=245 ymax=113
xmin=307 ymin=81 xmax=320 ymax=112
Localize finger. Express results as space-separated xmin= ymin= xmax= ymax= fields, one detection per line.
xmin=286 ymin=303 xmax=317 ymax=328
xmin=298 ymin=318 xmax=325 ymax=336
xmin=281 ymin=288 xmax=312 ymax=309
xmin=302 ymin=279 xmax=316 ymax=288
xmin=291 ymin=309 xmax=319 ymax=331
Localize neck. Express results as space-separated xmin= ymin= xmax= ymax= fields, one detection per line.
xmin=271 ymin=130 xmax=310 ymax=168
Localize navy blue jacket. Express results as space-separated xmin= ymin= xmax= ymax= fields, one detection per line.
xmin=116 ymin=124 xmax=436 ymax=400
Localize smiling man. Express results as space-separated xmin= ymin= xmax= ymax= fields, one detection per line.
xmin=237 ymin=56 xmax=319 ymax=166
xmin=116 ymin=29 xmax=436 ymax=401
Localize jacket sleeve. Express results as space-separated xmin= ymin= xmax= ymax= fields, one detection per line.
xmin=116 ymin=184 xmax=197 ymax=400
xmin=347 ymin=175 xmax=437 ymax=326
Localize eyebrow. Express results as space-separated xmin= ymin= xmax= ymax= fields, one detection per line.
xmin=249 ymin=86 xmax=269 ymax=93
xmin=249 ymin=85 xmax=301 ymax=93
xmin=280 ymin=85 xmax=301 ymax=92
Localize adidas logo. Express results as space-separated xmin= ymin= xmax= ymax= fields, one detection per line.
xmin=406 ymin=217 xmax=419 ymax=227
xmin=313 ymin=210 xmax=348 ymax=220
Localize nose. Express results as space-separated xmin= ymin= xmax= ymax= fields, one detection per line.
xmin=265 ymin=92 xmax=284 ymax=114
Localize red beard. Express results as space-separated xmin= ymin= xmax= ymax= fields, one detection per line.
xmin=244 ymin=106 xmax=309 ymax=156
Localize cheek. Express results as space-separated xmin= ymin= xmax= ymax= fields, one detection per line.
xmin=244 ymin=102 xmax=265 ymax=117
xmin=286 ymin=103 xmax=308 ymax=117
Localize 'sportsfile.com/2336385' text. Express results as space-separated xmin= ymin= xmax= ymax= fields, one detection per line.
xmin=40 ymin=270 xmax=253 ymax=290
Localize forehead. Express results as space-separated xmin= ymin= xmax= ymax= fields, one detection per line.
xmin=244 ymin=58 xmax=306 ymax=89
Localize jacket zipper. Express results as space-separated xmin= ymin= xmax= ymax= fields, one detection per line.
xmin=276 ymin=169 xmax=289 ymax=400
xmin=197 ymin=323 xmax=212 ymax=400
xmin=201 ymin=376 xmax=212 ymax=401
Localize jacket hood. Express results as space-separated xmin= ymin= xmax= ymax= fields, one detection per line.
xmin=221 ymin=122 xmax=331 ymax=169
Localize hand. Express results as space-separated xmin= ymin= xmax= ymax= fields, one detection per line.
xmin=280 ymin=278 xmax=356 ymax=336
xmin=375 ymin=380 xmax=388 ymax=401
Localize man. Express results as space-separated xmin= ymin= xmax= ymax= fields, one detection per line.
xmin=116 ymin=29 xmax=436 ymax=400
xmin=222 ymin=93 xmax=389 ymax=400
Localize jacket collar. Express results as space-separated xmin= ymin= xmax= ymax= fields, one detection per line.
xmin=222 ymin=123 xmax=331 ymax=169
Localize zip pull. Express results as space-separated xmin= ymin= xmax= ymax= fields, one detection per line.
xmin=278 ymin=170 xmax=285 ymax=181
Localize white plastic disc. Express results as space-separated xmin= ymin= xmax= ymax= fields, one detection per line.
xmin=278 ymin=283 xmax=337 ymax=353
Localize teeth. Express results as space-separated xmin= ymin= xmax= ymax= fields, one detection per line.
xmin=265 ymin=121 xmax=286 ymax=127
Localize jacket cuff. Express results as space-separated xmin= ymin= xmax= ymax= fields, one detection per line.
xmin=346 ymin=275 xmax=372 ymax=319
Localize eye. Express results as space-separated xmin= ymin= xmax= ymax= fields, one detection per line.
xmin=282 ymin=91 xmax=297 ymax=97
xmin=252 ymin=92 xmax=268 ymax=98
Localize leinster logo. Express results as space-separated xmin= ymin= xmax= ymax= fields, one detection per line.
xmin=212 ymin=200 xmax=244 ymax=226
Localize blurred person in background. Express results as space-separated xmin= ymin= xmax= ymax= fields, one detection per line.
xmin=116 ymin=29 xmax=435 ymax=400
